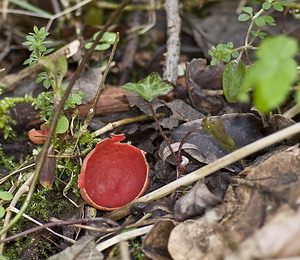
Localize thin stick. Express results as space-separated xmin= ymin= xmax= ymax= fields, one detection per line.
xmin=91 ymin=113 xmax=165 ymax=137
xmin=163 ymin=0 xmax=181 ymax=83
xmin=0 ymin=0 xmax=130 ymax=238
xmin=96 ymin=225 xmax=153 ymax=252
xmin=0 ymin=216 xmax=119 ymax=243
xmin=106 ymin=122 xmax=300 ymax=221
xmin=91 ymin=33 xmax=120 ymax=115
xmin=7 ymin=207 xmax=76 ymax=244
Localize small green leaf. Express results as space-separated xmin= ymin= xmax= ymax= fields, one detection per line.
xmin=262 ymin=2 xmax=272 ymax=10
xmin=239 ymin=35 xmax=298 ymax=112
xmin=0 ymin=206 xmax=5 ymax=218
xmin=122 ymin=72 xmax=173 ymax=102
xmin=238 ymin=13 xmax=251 ymax=22
xmin=69 ymin=92 xmax=84 ymax=105
xmin=55 ymin=56 xmax=68 ymax=78
xmin=94 ymin=43 xmax=111 ymax=51
xmin=223 ymin=60 xmax=246 ymax=103
xmin=273 ymin=2 xmax=284 ymax=11
xmin=56 ymin=116 xmax=69 ymax=134
xmin=84 ymin=42 xmax=93 ymax=49
xmin=263 ymin=15 xmax=275 ymax=25
xmin=101 ymin=32 xmax=117 ymax=44
xmin=254 ymin=16 xmax=266 ymax=27
xmin=0 ymin=191 xmax=13 ymax=201
xmin=39 ymin=57 xmax=55 ymax=72
xmin=241 ymin=6 xmax=253 ymax=16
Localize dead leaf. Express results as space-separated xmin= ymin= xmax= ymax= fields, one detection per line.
xmin=186 ymin=59 xmax=225 ymax=115
xmin=168 ymin=215 xmax=224 ymax=260
xmin=226 ymin=205 xmax=300 ymax=259
xmin=39 ymin=146 xmax=56 ymax=189
xmin=160 ymin=99 xmax=204 ymax=129
xmin=143 ymin=220 xmax=175 ymax=260
xmin=174 ymin=181 xmax=224 ymax=221
xmin=169 ymin=113 xmax=263 ymax=170
xmin=48 ymin=235 xmax=103 ymax=260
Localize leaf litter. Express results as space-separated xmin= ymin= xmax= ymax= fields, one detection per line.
xmin=1 ymin=0 xmax=300 ymax=259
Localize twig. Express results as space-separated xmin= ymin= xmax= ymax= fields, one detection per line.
xmin=105 ymin=122 xmax=300 ymax=221
xmin=96 ymin=225 xmax=153 ymax=252
xmin=91 ymin=33 xmax=120 ymax=116
xmin=91 ymin=112 xmax=165 ymax=138
xmin=163 ymin=0 xmax=181 ymax=83
xmin=0 ymin=216 xmax=119 ymax=243
xmin=0 ymin=0 xmax=130 ymax=238
xmin=46 ymin=0 xmax=92 ymax=30
xmin=282 ymin=104 xmax=300 ymax=119
xmin=96 ymin=1 xmax=163 ymax=11
xmin=7 ymin=207 xmax=77 ymax=244
xmin=0 ymin=163 xmax=35 ymax=185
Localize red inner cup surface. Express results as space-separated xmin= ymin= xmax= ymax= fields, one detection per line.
xmin=83 ymin=141 xmax=148 ymax=208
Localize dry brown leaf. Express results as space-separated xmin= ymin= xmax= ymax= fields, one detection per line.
xmin=226 ymin=205 xmax=300 ymax=259
xmin=143 ymin=220 xmax=175 ymax=260
xmin=174 ymin=181 xmax=224 ymax=221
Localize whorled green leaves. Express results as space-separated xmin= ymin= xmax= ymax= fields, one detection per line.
xmin=122 ymin=72 xmax=173 ymax=102
xmin=223 ymin=60 xmax=246 ymax=103
xmin=239 ymin=35 xmax=298 ymax=112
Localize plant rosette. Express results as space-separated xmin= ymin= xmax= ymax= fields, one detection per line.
xmin=78 ymin=133 xmax=149 ymax=211
xmin=28 ymin=124 xmax=49 ymax=145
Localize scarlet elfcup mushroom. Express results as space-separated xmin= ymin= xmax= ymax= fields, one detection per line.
xmin=78 ymin=134 xmax=149 ymax=211
xmin=28 ymin=124 xmax=49 ymax=145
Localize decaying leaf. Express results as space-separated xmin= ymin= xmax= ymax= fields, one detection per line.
xmin=160 ymin=99 xmax=204 ymax=129
xmin=143 ymin=220 xmax=175 ymax=260
xmin=169 ymin=146 xmax=300 ymax=259
xmin=168 ymin=113 xmax=263 ymax=170
xmin=38 ymin=146 xmax=56 ymax=189
xmin=48 ymin=236 xmax=103 ymax=260
xmin=226 ymin=205 xmax=300 ymax=259
xmin=186 ymin=59 xmax=225 ymax=114
xmin=174 ymin=180 xmax=225 ymax=221
xmin=168 ymin=214 xmax=224 ymax=260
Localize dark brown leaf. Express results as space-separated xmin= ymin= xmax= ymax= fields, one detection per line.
xmin=143 ymin=220 xmax=175 ymax=260
xmin=38 ymin=146 xmax=56 ymax=189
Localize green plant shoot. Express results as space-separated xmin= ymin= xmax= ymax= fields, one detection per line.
xmin=122 ymin=72 xmax=173 ymax=102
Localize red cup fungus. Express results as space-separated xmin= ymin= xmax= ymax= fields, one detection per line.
xmin=78 ymin=133 xmax=149 ymax=211
xmin=28 ymin=124 xmax=49 ymax=145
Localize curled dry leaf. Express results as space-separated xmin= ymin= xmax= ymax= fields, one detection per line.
xmin=168 ymin=113 xmax=263 ymax=170
xmin=143 ymin=220 xmax=175 ymax=260
xmin=168 ymin=214 xmax=224 ymax=260
xmin=39 ymin=146 xmax=56 ymax=189
xmin=226 ymin=205 xmax=300 ymax=259
xmin=174 ymin=181 xmax=224 ymax=221
xmin=186 ymin=58 xmax=225 ymax=114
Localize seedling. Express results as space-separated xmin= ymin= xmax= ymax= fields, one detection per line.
xmin=23 ymin=26 xmax=85 ymax=135
xmin=208 ymin=0 xmax=298 ymax=112
xmin=123 ymin=73 xmax=186 ymax=176
xmin=85 ymin=31 xmax=117 ymax=51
